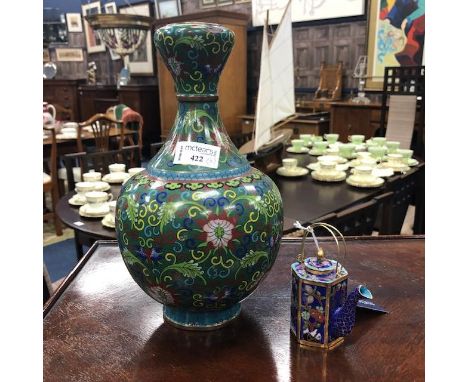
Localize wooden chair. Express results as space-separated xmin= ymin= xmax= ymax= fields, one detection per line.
xmin=313 ymin=62 xmax=343 ymax=101
xmin=107 ymin=104 xmax=144 ymax=153
xmin=150 ymin=142 xmax=164 ymax=158
xmin=378 ymin=167 xmax=421 ymax=235
xmin=54 ymin=103 xmax=73 ymax=122
xmin=77 ymin=113 xmax=123 ymax=153
xmin=43 ymin=125 xmax=63 ymax=236
xmin=63 ymin=145 xmax=141 ymax=192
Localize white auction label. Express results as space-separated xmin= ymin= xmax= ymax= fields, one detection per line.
xmin=173 ymin=141 xmax=221 ymax=169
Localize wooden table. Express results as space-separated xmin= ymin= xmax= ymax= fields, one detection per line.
xmin=44 ymin=236 xmax=425 ymax=381
xmin=43 ymin=127 xmax=135 ymax=146
xmin=272 ymin=150 xmax=423 ymax=232
xmin=56 ymin=184 xmax=121 ymax=258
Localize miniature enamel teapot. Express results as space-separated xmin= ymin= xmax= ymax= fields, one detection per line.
xmin=290 ymin=222 xmax=373 ymax=350
xmin=43 ymin=102 xmax=56 ymax=126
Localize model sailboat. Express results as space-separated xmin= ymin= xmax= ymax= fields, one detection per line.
xmin=241 ymin=1 xmax=296 ymax=154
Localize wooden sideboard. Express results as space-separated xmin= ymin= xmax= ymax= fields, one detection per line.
xmin=43 ymin=79 xmax=85 ymax=121
xmin=154 ymin=10 xmax=248 ymax=139
xmin=329 ymin=101 xmax=382 ymax=139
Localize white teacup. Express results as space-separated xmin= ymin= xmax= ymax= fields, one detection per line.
xmin=282 ymin=158 xmax=298 ymax=170
xmin=319 ymin=161 xmax=338 ymax=175
xmin=356 ymin=151 xmax=372 ymax=160
xmin=359 ymin=157 xmax=377 ymax=167
xmin=85 ymin=191 xmax=113 ymax=210
xmin=109 ymin=163 xmax=126 ymax=173
xmin=387 ymin=153 xmax=404 ymax=166
xmin=75 ymin=182 xmax=95 ymax=201
xmin=108 ymin=200 xmax=117 ymax=216
xmin=128 ymin=167 xmax=145 ymax=176
xmin=353 ymin=165 xmax=375 ymax=182
xmin=83 ymin=171 xmax=102 ymax=182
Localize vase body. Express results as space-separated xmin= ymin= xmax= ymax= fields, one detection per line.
xmin=116 ymin=22 xmax=283 ymax=329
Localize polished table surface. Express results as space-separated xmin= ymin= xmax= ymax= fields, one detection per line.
xmin=44 ymin=236 xmax=424 ymax=381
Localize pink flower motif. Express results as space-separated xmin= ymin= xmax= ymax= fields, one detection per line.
xmin=203 ymin=219 xmax=234 ymax=248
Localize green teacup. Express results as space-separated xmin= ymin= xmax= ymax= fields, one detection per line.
xmin=324 ymin=133 xmax=339 ymax=144
xmin=313 ymin=141 xmax=328 ymax=153
xmin=397 ymin=148 xmax=413 ymax=164
xmin=299 ymin=134 xmax=313 ymax=146
xmin=368 ymin=145 xmax=387 ymax=160
xmin=291 ymin=139 xmax=305 ymax=151
xmin=338 ymin=143 xmax=356 ymax=159
xmin=372 ymin=137 xmax=387 ymax=146
xmin=349 ymin=134 xmax=365 ymax=144
xmin=386 ymin=141 xmax=400 ymax=153
xmin=311 ymin=135 xmax=323 ymax=143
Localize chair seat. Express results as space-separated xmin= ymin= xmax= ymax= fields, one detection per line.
xmin=43 ymin=172 xmax=51 ymax=184
xmin=58 ymin=167 xmax=82 ymax=182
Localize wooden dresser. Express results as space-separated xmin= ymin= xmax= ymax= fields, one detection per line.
xmin=43 ymin=79 xmax=85 ymax=121
xmin=154 ymin=10 xmax=248 ymax=139
xmin=329 ymin=102 xmax=382 ymax=139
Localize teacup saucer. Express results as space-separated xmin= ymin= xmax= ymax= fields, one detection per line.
xmin=407 ymin=158 xmax=419 ymax=167
xmin=378 ymin=162 xmax=410 ymax=173
xmin=68 ymin=195 xmax=86 ymax=206
xmin=92 ymin=181 xmax=111 ymax=192
xmin=346 ymin=175 xmax=384 ymax=188
xmin=286 ymin=147 xmax=309 ymax=154
xmin=101 ymin=213 xmax=116 ymax=229
xmin=350 ymin=168 xmax=394 ymax=178
xmin=307 ymin=162 xmax=349 ymax=172
xmin=317 ymin=155 xmax=348 ymax=164
xmin=311 ymin=170 xmax=346 ymax=182
xmin=276 ymin=166 xmax=309 ymax=177
xmin=79 ymin=203 xmax=110 ymax=218
xmin=102 ymin=172 xmax=130 ymax=184
xmin=308 ymin=149 xmax=327 ymax=156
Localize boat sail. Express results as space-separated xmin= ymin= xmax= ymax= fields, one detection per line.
xmin=252 ymin=0 xmax=295 ymax=153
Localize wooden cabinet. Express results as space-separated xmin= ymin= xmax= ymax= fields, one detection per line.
xmin=77 ymin=84 xmax=161 ymax=156
xmin=43 ymin=80 xmax=85 ymax=121
xmin=330 ymin=102 xmax=382 ymax=139
xmin=154 ymin=10 xmax=248 ymax=139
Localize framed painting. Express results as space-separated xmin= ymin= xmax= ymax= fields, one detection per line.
xmin=82 ymin=1 xmax=106 ymax=54
xmin=120 ymin=2 xmax=155 ymax=75
xmin=366 ymin=0 xmax=425 ymax=89
xmin=66 ymin=13 xmax=83 ymax=33
xmin=104 ymin=2 xmax=120 ymax=60
xmin=55 ymin=48 xmax=84 ymax=62
xmin=43 ymin=49 xmax=50 ymax=62
xmin=155 ymin=0 xmax=181 ymax=18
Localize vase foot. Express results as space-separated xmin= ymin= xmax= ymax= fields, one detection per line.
xmin=163 ymin=304 xmax=241 ymax=330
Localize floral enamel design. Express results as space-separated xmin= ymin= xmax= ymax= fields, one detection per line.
xmin=203 ymin=219 xmax=234 ymax=248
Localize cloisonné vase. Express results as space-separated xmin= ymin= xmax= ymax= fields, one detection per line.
xmin=116 ymin=22 xmax=283 ymax=329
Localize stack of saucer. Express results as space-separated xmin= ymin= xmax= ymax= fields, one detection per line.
xmin=378 ymin=153 xmax=410 ymax=173
xmin=57 ymin=122 xmax=80 ymax=139
xmin=276 ymin=158 xmax=309 ymax=177
xmin=102 ymin=201 xmax=116 ymax=229
xmin=347 ymin=166 xmax=384 ymax=188
xmin=311 ymin=161 xmax=346 ymax=182
xmin=82 ymin=171 xmax=111 ymax=192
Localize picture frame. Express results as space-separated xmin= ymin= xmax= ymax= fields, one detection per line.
xmin=200 ymin=0 xmax=216 ymax=7
xmin=66 ymin=13 xmax=83 ymax=33
xmin=55 ymin=48 xmax=84 ymax=62
xmin=366 ymin=0 xmax=425 ymax=89
xmin=104 ymin=2 xmax=121 ymax=61
xmin=120 ymin=2 xmax=155 ymax=75
xmin=82 ymin=1 xmax=106 ymax=54
xmin=155 ymin=0 xmax=182 ymax=18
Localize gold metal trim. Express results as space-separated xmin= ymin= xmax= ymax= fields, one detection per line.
xmin=162 ymin=310 xmax=241 ymax=331
xmin=297 ymin=337 xmax=344 ymax=350
xmin=324 ymin=285 xmax=330 ymax=344
xmin=85 ymin=14 xmax=154 ymax=30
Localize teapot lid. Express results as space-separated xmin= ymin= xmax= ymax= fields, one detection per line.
xmin=304 ymin=248 xmax=337 ymax=276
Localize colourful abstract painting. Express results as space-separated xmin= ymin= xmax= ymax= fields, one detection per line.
xmin=367 ymin=0 xmax=425 ymax=88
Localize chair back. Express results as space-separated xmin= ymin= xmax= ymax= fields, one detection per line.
xmin=314 ymin=61 xmax=343 ymax=100
xmin=78 ymin=113 xmax=122 ymax=153
xmin=62 ymin=145 xmax=141 ymax=191
xmin=379 ymin=168 xmax=420 ymax=235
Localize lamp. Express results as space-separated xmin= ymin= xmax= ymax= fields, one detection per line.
xmin=85 ymin=13 xmax=153 ymax=87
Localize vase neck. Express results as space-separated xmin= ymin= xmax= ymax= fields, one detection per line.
xmin=148 ymin=100 xmax=251 ymax=180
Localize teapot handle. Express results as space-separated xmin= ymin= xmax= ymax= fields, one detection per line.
xmin=297 ymin=222 xmax=347 ymax=274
